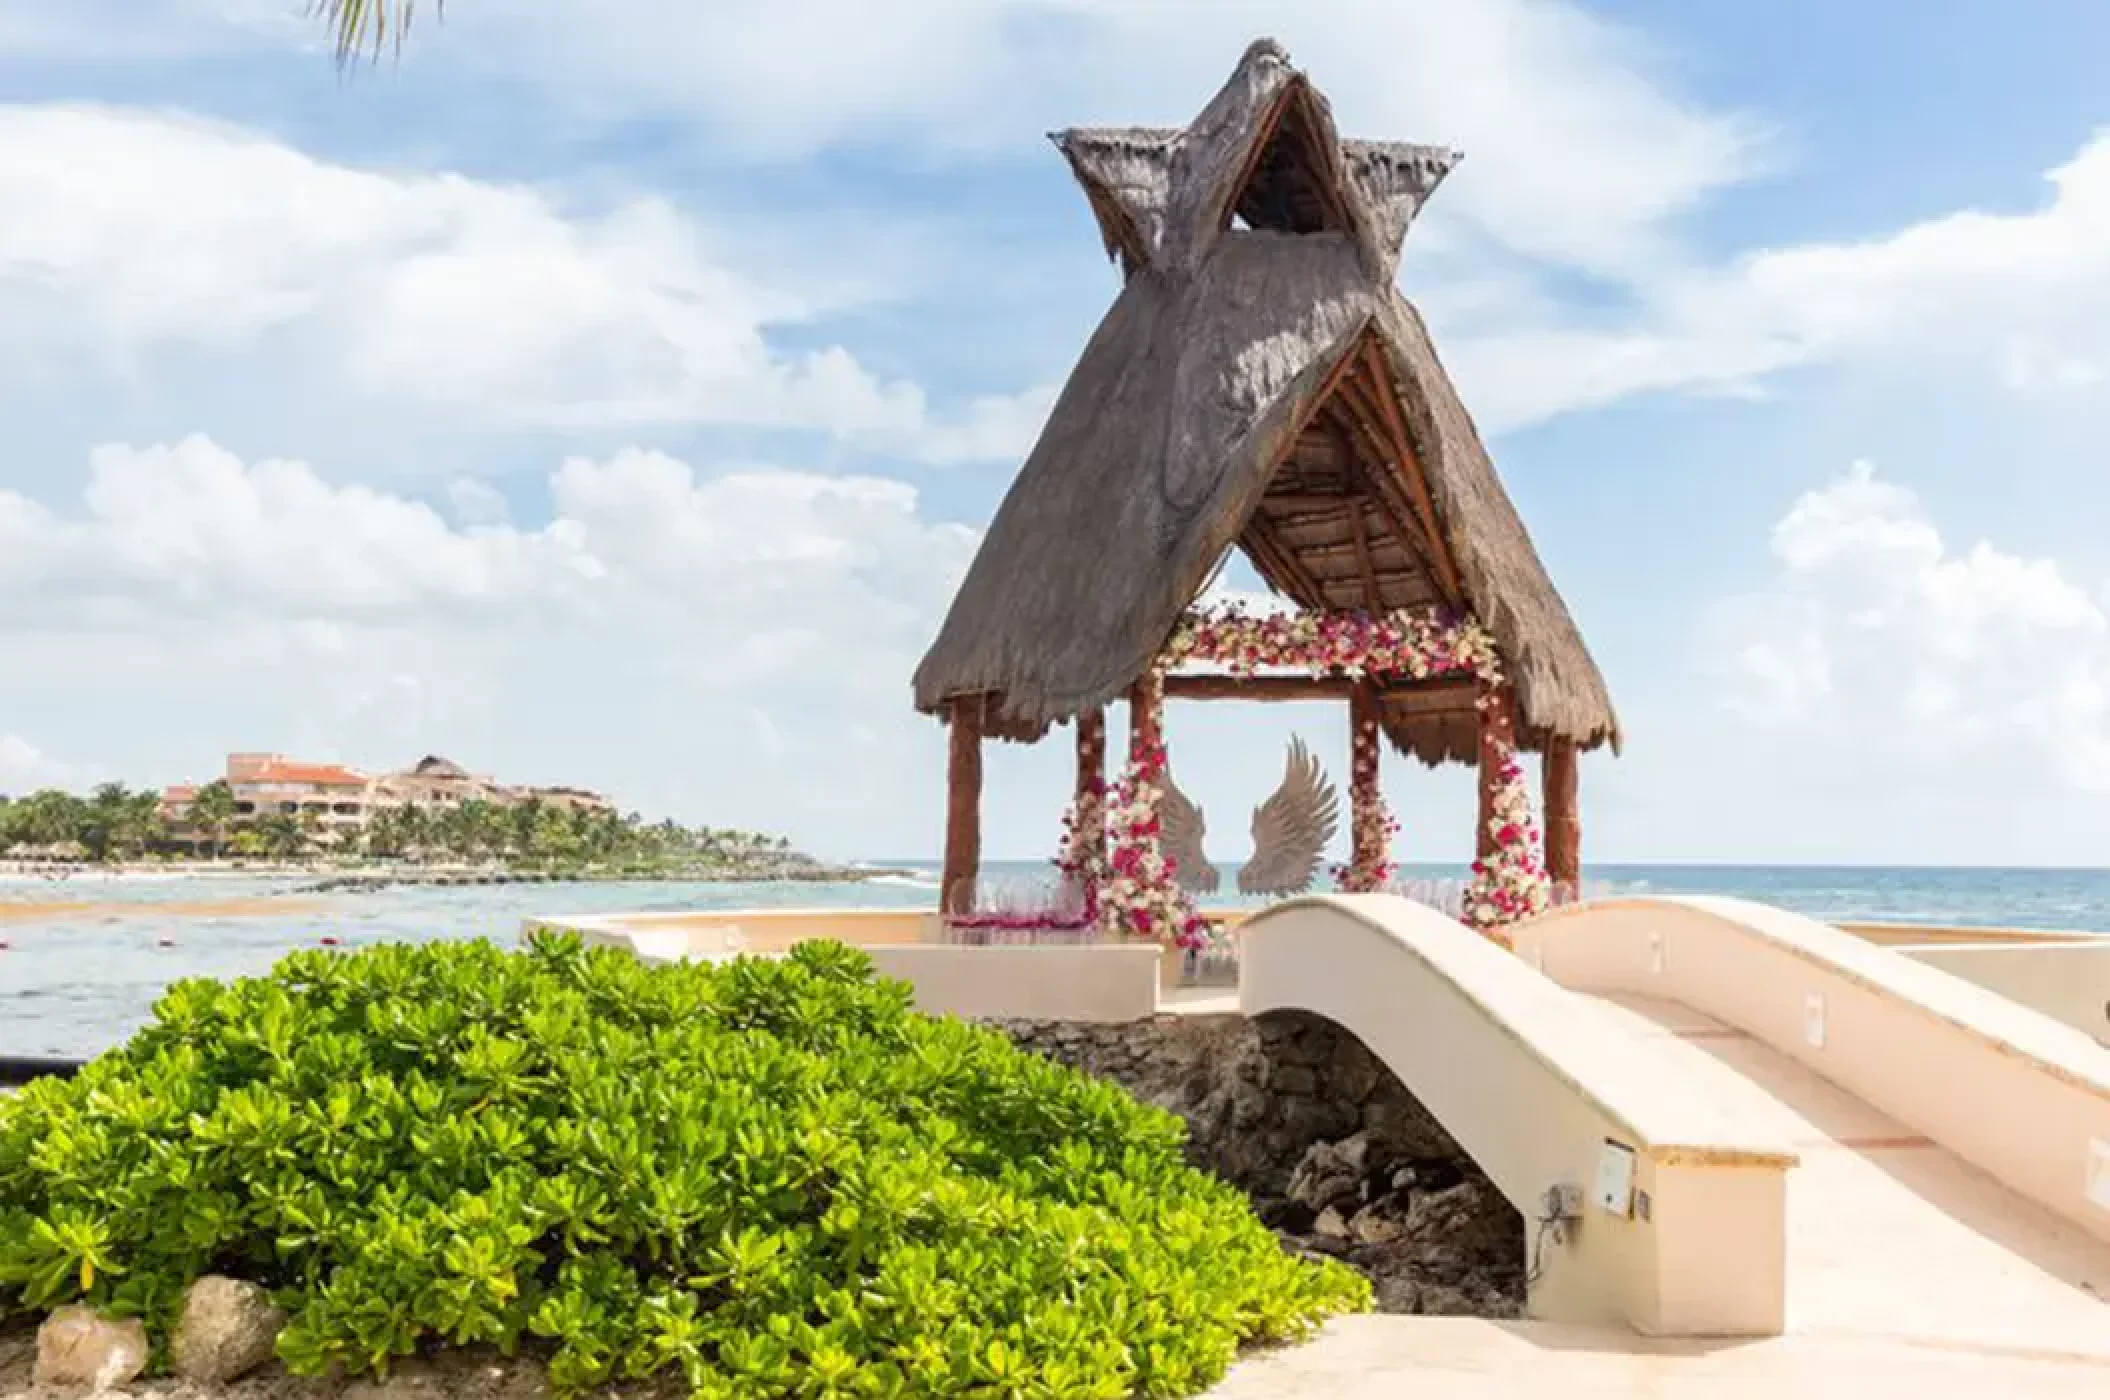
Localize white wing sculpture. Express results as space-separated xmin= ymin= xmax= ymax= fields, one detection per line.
xmin=1159 ymin=766 xmax=1221 ymax=894
xmin=1239 ymin=737 xmax=1340 ymax=896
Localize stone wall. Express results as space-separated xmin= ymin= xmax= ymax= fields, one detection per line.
xmin=990 ymin=1010 xmax=1524 ymax=1316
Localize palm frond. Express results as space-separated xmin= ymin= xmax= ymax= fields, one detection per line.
xmin=311 ymin=0 xmax=438 ymax=64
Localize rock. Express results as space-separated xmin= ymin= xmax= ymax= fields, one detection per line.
xmin=1371 ymin=1274 xmax=1422 ymax=1313
xmin=1258 ymin=1197 xmax=1316 ymax=1234
xmin=986 ymin=1010 xmax=1524 ymax=1320
xmin=1362 ymin=1094 xmax=1461 ymax=1160
xmin=1269 ymin=1064 xmax=1318 ymax=1095
xmin=1351 ymin=1208 xmax=1404 ymax=1245
xmin=1326 ymin=1038 xmax=1384 ymax=1102
xmin=35 ymin=1306 xmax=148 ymax=1390
xmin=171 ymin=1274 xmax=286 ymax=1383
xmin=1286 ymin=1141 xmax=1359 ymax=1211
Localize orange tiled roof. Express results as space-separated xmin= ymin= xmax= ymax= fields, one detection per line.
xmin=245 ymin=762 xmax=369 ymax=787
xmin=162 ymin=785 xmax=198 ymax=803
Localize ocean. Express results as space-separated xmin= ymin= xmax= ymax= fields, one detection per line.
xmin=5 ymin=861 xmax=2110 ymax=1060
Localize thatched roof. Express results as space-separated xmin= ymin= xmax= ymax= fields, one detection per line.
xmin=913 ymin=38 xmax=1619 ymax=764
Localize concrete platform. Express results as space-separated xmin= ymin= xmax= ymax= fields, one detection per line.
xmin=1205 ymin=1316 xmax=2110 ymax=1398
xmin=1586 ymin=992 xmax=2110 ymax=1360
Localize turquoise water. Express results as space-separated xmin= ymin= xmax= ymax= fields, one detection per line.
xmin=6 ymin=862 xmax=2110 ymax=1059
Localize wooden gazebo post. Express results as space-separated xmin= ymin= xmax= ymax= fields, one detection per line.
xmin=941 ymin=696 xmax=983 ymax=916
xmin=1542 ymin=740 xmax=1580 ymax=893
xmin=1127 ymin=678 xmax=1162 ymax=761
xmin=1474 ymin=680 xmax=1516 ymax=862
xmin=1075 ymin=708 xmax=1107 ymax=872
xmin=1349 ymin=680 xmax=1383 ymax=867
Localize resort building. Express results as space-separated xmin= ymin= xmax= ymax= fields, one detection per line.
xmin=224 ymin=753 xmax=375 ymax=834
xmin=372 ymin=754 xmax=509 ymax=811
xmin=157 ymin=751 xmax=615 ymax=845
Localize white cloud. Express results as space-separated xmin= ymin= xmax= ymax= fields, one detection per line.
xmin=0 ymin=436 xmax=981 ymax=851
xmin=1717 ymin=461 xmax=2110 ymax=795
xmin=0 ymin=736 xmax=84 ymax=795
xmin=0 ymin=104 xmax=1040 ymax=458
xmin=446 ymin=477 xmax=512 ymax=527
xmin=1447 ymin=130 xmax=2110 ymax=431
xmin=382 ymin=0 xmax=1760 ymax=281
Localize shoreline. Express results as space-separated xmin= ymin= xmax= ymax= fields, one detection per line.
xmin=0 ymin=858 xmax=914 ymax=890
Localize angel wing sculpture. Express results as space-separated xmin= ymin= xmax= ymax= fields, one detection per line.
xmin=1239 ymin=738 xmax=1341 ymax=896
xmin=1159 ymin=766 xmax=1221 ymax=894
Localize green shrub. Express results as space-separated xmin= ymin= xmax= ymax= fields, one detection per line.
xmin=0 ymin=934 xmax=1366 ymax=1396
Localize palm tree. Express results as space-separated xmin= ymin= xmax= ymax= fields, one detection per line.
xmin=82 ymin=782 xmax=137 ymax=861
xmin=191 ymin=779 xmax=238 ymax=860
xmin=315 ymin=1 xmax=436 ymax=62
xmin=257 ymin=813 xmax=307 ymax=861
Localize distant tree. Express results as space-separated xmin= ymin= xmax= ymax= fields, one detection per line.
xmin=190 ymin=780 xmax=238 ymax=859
xmin=256 ymin=813 xmax=307 ymax=860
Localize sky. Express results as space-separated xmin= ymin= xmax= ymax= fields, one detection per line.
xmin=3 ymin=0 xmax=2110 ymax=868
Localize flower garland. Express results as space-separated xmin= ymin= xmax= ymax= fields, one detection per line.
xmin=1169 ymin=603 xmax=1548 ymax=930
xmin=1460 ymin=705 xmax=1553 ymax=932
xmin=1162 ymin=604 xmax=1503 ymax=681
xmin=1099 ymin=741 xmax=1211 ymax=950
xmin=1046 ymin=603 xmax=1551 ymax=943
xmin=1053 ymin=774 xmax=1107 ymax=889
xmin=1332 ymin=718 xmax=1399 ymax=892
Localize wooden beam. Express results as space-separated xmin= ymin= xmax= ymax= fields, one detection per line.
xmin=1347 ymin=505 xmax=1383 ymax=612
xmin=1164 ymin=673 xmax=1356 ymax=702
xmin=1259 ymin=492 xmax=1359 ymax=513
xmin=1282 ymin=81 xmax=1355 ymax=234
xmin=1360 ymin=342 xmax=1466 ymax=606
xmin=942 ymin=697 xmax=984 ymax=917
xmin=1235 ymin=522 xmax=1313 ymax=607
xmin=1320 ymin=391 xmax=1453 ymax=604
xmin=1240 ymin=510 xmax=1333 ymax=610
xmin=1230 ymin=334 xmax=1376 ymax=610
xmin=1325 ymin=419 xmax=1385 ymax=613
xmin=1543 ymin=739 xmax=1580 ymax=893
xmin=1475 ymin=681 xmax=1517 ymax=863
xmin=1216 ymin=84 xmax=1296 ymax=231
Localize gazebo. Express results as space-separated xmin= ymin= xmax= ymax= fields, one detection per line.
xmin=913 ymin=39 xmax=1619 ymax=937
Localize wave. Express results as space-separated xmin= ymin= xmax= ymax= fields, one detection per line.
xmin=864 ymin=873 xmax=940 ymax=892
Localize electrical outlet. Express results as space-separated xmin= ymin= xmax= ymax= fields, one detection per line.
xmin=1593 ymin=1140 xmax=1637 ymax=1218
xmin=1649 ymin=932 xmax=1665 ymax=974
xmin=1804 ymin=993 xmax=1827 ymax=1048
xmin=2088 ymin=1139 xmax=2110 ymax=1212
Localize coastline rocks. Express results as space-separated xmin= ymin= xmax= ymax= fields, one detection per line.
xmin=34 ymin=1305 xmax=148 ymax=1390
xmin=170 ymin=1275 xmax=286 ymax=1383
xmin=990 ymin=1010 xmax=1525 ymax=1316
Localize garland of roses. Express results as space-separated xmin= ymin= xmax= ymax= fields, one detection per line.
xmin=1099 ymin=737 xmax=1212 ymax=950
xmin=1170 ymin=603 xmax=1548 ymax=932
xmin=1459 ymin=719 xmax=1552 ymax=932
xmin=1053 ymin=775 xmax=1107 ymax=891
xmin=1332 ymin=718 xmax=1400 ymax=892
xmin=1048 ymin=603 xmax=1551 ymax=941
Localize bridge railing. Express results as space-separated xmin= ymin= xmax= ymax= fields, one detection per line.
xmin=1239 ymin=894 xmax=1798 ymax=1338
